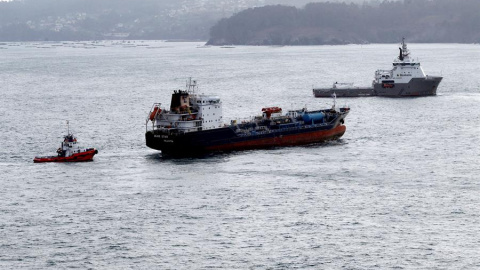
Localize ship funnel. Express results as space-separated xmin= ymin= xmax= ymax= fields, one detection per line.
xmin=170 ymin=90 xmax=190 ymax=111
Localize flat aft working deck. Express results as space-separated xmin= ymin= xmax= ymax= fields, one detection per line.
xmin=313 ymin=87 xmax=375 ymax=97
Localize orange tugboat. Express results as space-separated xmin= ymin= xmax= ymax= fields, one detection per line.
xmin=33 ymin=122 xmax=98 ymax=163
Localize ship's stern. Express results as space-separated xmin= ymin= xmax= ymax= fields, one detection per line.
xmin=145 ymin=130 xmax=161 ymax=150
xmin=146 ymin=130 xmax=201 ymax=156
xmin=145 ymin=130 xmax=181 ymax=153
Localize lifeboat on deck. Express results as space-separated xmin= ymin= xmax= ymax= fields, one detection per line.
xmin=149 ymin=106 xmax=161 ymax=121
xmin=262 ymin=107 xmax=282 ymax=118
xmin=261 ymin=107 xmax=282 ymax=113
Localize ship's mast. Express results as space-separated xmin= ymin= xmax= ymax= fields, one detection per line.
xmin=401 ymin=37 xmax=409 ymax=58
xmin=186 ymin=77 xmax=197 ymax=94
xmin=398 ymin=37 xmax=410 ymax=61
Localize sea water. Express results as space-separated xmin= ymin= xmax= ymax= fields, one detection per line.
xmin=1 ymin=41 xmax=480 ymax=269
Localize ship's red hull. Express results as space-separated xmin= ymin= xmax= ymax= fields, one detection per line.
xmin=205 ymin=124 xmax=346 ymax=152
xmin=34 ymin=149 xmax=98 ymax=163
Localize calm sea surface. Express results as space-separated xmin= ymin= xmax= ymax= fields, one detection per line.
xmin=1 ymin=41 xmax=480 ymax=269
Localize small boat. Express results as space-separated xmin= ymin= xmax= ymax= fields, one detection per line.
xmin=34 ymin=123 xmax=98 ymax=163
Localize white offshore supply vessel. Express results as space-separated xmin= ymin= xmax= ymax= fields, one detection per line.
xmin=313 ymin=38 xmax=443 ymax=97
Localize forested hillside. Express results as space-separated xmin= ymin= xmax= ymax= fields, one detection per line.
xmin=0 ymin=0 xmax=270 ymax=41
xmin=207 ymin=0 xmax=480 ymax=45
xmin=0 ymin=0 xmax=217 ymax=41
xmin=0 ymin=0 xmax=368 ymax=41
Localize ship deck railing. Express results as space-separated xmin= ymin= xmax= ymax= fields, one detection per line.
xmin=146 ymin=104 xmax=199 ymax=123
xmin=147 ymin=125 xmax=202 ymax=134
xmin=161 ymin=111 xmax=199 ymax=116
xmin=156 ymin=118 xmax=202 ymax=123
xmin=235 ymin=121 xmax=333 ymax=137
xmin=375 ymin=69 xmax=393 ymax=75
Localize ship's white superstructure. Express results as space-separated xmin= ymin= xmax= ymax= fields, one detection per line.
xmin=191 ymin=94 xmax=222 ymax=130
xmin=147 ymin=78 xmax=223 ymax=133
xmin=374 ymin=38 xmax=427 ymax=84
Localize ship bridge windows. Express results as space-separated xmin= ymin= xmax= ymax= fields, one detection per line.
xmin=200 ymin=100 xmax=221 ymax=104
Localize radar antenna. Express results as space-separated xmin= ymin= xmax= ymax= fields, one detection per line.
xmin=186 ymin=77 xmax=198 ymax=94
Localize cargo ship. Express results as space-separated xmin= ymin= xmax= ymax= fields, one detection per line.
xmin=145 ymin=79 xmax=349 ymax=156
xmin=313 ymin=38 xmax=442 ymax=97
